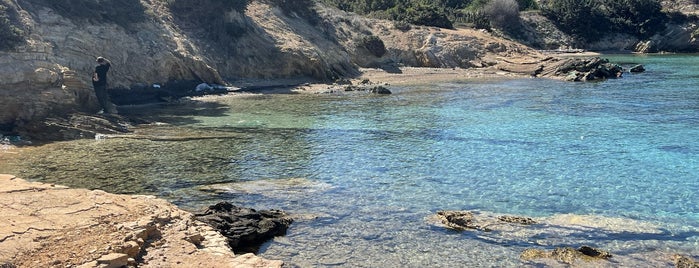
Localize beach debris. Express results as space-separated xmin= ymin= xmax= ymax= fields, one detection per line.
xmin=521 ymin=246 xmax=613 ymax=264
xmin=193 ymin=202 xmax=293 ymax=252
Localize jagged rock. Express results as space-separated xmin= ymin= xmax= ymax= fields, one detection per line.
xmin=521 ymin=246 xmax=612 ymax=264
xmin=557 ymin=57 xmax=623 ymax=82
xmin=630 ymin=64 xmax=646 ymax=73
xmin=194 ymin=202 xmax=293 ymax=252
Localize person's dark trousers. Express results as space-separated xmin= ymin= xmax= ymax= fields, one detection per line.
xmin=94 ymin=85 xmax=114 ymax=113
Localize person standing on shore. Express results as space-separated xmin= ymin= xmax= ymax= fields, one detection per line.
xmin=92 ymin=56 xmax=116 ymax=114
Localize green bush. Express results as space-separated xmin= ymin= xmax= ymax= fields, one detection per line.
xmin=168 ymin=0 xmax=252 ymax=41
xmin=541 ymin=0 xmax=666 ymax=41
xmin=485 ymin=0 xmax=520 ymax=30
xmin=0 ymin=4 xmax=24 ymax=50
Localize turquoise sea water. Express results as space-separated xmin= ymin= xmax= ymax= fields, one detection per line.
xmin=1 ymin=54 xmax=698 ymax=267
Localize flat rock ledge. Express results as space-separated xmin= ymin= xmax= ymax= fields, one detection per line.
xmin=0 ymin=174 xmax=282 ymax=268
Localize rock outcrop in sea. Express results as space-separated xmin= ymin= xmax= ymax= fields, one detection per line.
xmin=193 ymin=202 xmax=293 ymax=253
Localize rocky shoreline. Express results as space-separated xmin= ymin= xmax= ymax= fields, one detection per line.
xmin=0 ymin=174 xmax=285 ymax=268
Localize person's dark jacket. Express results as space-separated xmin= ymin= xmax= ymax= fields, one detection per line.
xmin=93 ymin=62 xmax=111 ymax=87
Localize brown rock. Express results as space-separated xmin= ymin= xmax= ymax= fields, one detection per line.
xmin=0 ymin=174 xmax=283 ymax=268
xmin=521 ymin=246 xmax=612 ymax=264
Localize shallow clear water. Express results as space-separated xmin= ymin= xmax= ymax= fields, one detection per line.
xmin=1 ymin=54 xmax=699 ymax=267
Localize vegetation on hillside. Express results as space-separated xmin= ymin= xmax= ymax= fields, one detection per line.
xmin=0 ymin=3 xmax=24 ymax=50
xmin=321 ymin=0 xmax=695 ymax=44
xmin=539 ymin=0 xmax=667 ymax=42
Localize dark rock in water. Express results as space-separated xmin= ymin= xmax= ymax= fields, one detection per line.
xmin=630 ymin=64 xmax=646 ymax=73
xmin=369 ymin=86 xmax=392 ymax=94
xmin=674 ymin=254 xmax=699 ymax=268
xmin=497 ymin=215 xmax=536 ymax=225
xmin=556 ymin=57 xmax=624 ymax=81
xmin=193 ymin=202 xmax=293 ymax=253
xmin=521 ymin=246 xmax=612 ymax=264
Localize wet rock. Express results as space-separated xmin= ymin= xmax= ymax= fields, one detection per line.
xmin=437 ymin=211 xmax=540 ymax=231
xmin=437 ymin=211 xmax=486 ymax=231
xmin=521 ymin=246 xmax=612 ymax=264
xmin=556 ymin=57 xmax=624 ymax=81
xmin=497 ymin=215 xmax=536 ymax=225
xmin=15 ymin=112 xmax=138 ymax=141
xmin=630 ymin=64 xmax=646 ymax=73
xmin=674 ymin=254 xmax=699 ymax=268
xmin=193 ymin=202 xmax=293 ymax=252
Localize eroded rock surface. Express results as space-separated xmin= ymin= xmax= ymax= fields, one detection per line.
xmin=0 ymin=174 xmax=282 ymax=268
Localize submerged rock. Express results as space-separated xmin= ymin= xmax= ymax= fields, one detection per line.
xmin=674 ymin=254 xmax=699 ymax=268
xmin=193 ymin=202 xmax=293 ymax=253
xmin=436 ymin=210 xmax=537 ymax=232
xmin=521 ymin=246 xmax=613 ymax=264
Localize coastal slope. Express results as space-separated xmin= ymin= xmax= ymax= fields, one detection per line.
xmin=0 ymin=0 xmax=563 ymax=136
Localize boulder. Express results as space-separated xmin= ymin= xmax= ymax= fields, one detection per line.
xmin=193 ymin=202 xmax=293 ymax=252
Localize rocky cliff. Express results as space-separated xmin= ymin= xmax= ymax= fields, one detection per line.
xmin=0 ymin=0 xmax=558 ymax=136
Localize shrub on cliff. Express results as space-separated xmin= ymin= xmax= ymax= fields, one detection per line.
xmin=540 ymin=0 xmax=666 ymax=41
xmin=168 ymin=0 xmax=252 ymax=41
xmin=0 ymin=3 xmax=24 ymax=50
xmin=485 ymin=0 xmax=520 ymax=30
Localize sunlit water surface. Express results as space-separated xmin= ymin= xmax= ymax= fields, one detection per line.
xmin=1 ymin=54 xmax=698 ymax=267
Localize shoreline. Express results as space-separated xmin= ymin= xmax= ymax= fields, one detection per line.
xmin=0 ymin=174 xmax=283 ymax=268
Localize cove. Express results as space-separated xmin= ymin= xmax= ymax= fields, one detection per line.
xmin=1 ymin=54 xmax=698 ymax=267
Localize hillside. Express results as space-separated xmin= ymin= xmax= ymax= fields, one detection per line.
xmin=0 ymin=0 xmax=627 ymax=139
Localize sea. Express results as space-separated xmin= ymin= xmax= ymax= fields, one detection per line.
xmin=1 ymin=54 xmax=698 ymax=267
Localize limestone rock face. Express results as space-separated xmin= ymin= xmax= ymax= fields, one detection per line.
xmin=635 ymin=23 xmax=699 ymax=53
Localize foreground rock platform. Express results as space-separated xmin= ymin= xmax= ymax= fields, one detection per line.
xmin=0 ymin=174 xmax=282 ymax=268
